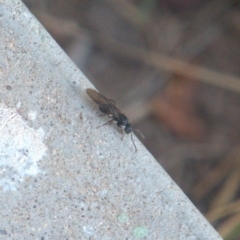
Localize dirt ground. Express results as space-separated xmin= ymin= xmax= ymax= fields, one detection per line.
xmin=23 ymin=0 xmax=240 ymax=238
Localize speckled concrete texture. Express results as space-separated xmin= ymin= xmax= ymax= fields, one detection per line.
xmin=0 ymin=1 xmax=223 ymax=239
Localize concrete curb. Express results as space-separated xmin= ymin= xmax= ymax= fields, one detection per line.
xmin=0 ymin=1 xmax=222 ymax=239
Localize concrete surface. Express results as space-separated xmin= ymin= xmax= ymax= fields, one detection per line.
xmin=0 ymin=0 xmax=223 ymax=239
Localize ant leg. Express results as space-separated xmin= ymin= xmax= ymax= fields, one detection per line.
xmin=116 ymin=123 xmax=124 ymax=141
xmin=131 ymin=132 xmax=137 ymax=152
xmin=97 ymin=119 xmax=114 ymax=128
xmin=121 ymin=129 xmax=124 ymax=141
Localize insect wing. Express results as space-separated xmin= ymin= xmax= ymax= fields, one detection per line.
xmin=86 ymin=88 xmax=107 ymax=105
xmin=86 ymin=88 xmax=120 ymax=118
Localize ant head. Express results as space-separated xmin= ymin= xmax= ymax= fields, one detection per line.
xmin=124 ymin=123 xmax=132 ymax=134
xmin=125 ymin=124 xmax=145 ymax=139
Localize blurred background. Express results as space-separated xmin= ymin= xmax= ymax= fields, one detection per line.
xmin=22 ymin=0 xmax=240 ymax=238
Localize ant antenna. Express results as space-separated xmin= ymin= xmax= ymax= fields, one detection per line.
xmin=133 ymin=129 xmax=145 ymax=139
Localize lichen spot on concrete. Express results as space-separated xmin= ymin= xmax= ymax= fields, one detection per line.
xmin=0 ymin=104 xmax=47 ymax=191
xmin=133 ymin=226 xmax=149 ymax=239
xmin=117 ymin=213 xmax=129 ymax=223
